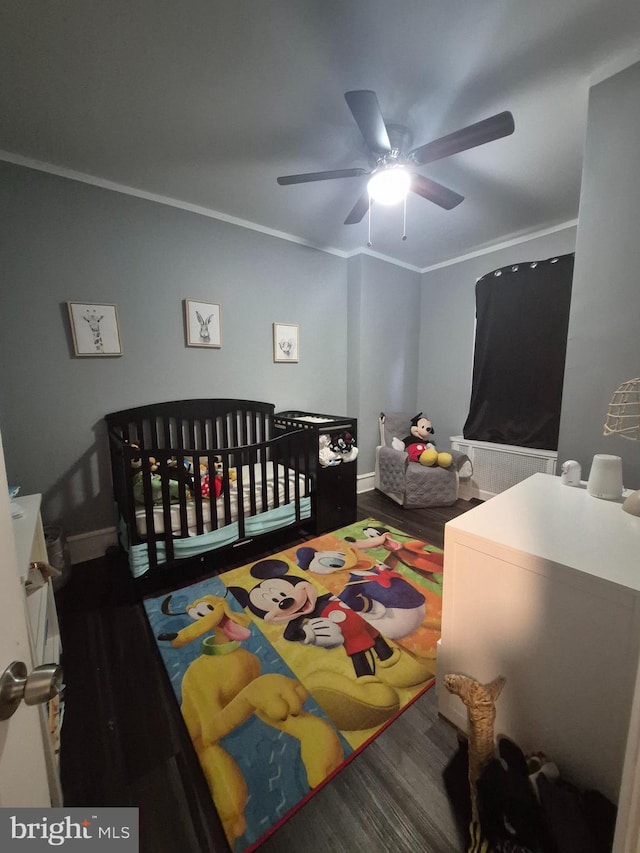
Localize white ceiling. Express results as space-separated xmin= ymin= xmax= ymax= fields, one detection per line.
xmin=1 ymin=0 xmax=640 ymax=270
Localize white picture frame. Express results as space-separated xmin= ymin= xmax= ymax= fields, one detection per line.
xmin=273 ymin=322 xmax=299 ymax=363
xmin=67 ymin=302 xmax=122 ymax=357
xmin=184 ymin=300 xmax=221 ymax=348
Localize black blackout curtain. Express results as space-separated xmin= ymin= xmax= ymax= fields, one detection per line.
xmin=463 ymin=253 xmax=574 ymax=451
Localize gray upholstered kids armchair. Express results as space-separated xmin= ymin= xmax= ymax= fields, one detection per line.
xmin=374 ymin=412 xmax=472 ymax=508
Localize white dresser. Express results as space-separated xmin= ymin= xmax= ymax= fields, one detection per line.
xmin=437 ymin=472 xmax=640 ymax=803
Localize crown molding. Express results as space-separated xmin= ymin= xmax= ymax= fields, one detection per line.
xmin=420 ymin=220 xmax=578 ymax=273
xmin=0 ymin=149 xmax=353 ymax=256
xmin=0 ymin=149 xmax=576 ymax=277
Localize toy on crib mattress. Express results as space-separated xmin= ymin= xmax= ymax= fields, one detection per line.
xmin=391 ymin=413 xmax=452 ymax=468
xmin=200 ymin=472 xmax=222 ymax=499
xmin=182 ymin=456 xmax=227 ymax=499
xmin=127 ymin=443 xmax=186 ymax=505
xmin=211 ymin=455 xmax=237 ymax=485
xmin=132 ymin=470 xmax=186 ymax=506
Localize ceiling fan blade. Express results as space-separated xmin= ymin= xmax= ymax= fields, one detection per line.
xmin=277 ymin=167 xmax=368 ymax=185
xmin=411 ymin=174 xmax=464 ymax=210
xmin=344 ymin=90 xmax=391 ymax=154
xmin=410 ymin=111 xmax=515 ymax=165
xmin=344 ymin=192 xmax=370 ymax=225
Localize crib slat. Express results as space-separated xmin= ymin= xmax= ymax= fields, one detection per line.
xmin=273 ymin=443 xmax=281 ymax=509
xmin=149 ymin=416 xmax=160 ymax=449
xmin=247 ymin=446 xmax=258 ymax=516
xmin=219 ymin=414 xmax=227 ymax=451
xmin=174 ymin=451 xmax=190 ymax=537
xmin=258 ymin=445 xmax=268 ymax=512
xmin=162 ymin=417 xmax=174 ymax=448
xmin=158 ymin=453 xmax=175 ymax=564
xmin=190 ymin=448 xmax=205 ymax=537
xmin=221 ymin=448 xmax=232 ymax=528
xmin=205 ymin=451 xmax=218 ymax=533
xmin=139 ymin=454 xmax=158 ymax=571
xmin=235 ymin=455 xmax=246 ymax=539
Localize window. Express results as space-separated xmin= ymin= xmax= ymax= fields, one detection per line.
xmin=463 ymin=254 xmax=574 ymax=450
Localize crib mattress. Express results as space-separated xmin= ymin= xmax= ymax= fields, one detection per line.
xmin=135 ymin=462 xmax=308 ymax=537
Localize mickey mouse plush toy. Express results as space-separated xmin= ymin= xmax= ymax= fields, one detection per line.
xmin=393 ymin=412 xmax=453 ymax=468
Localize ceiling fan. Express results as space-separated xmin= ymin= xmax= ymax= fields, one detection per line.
xmin=277 ymin=90 xmax=514 ymax=225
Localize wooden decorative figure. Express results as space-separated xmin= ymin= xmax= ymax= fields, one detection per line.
xmin=444 ymin=673 xmax=506 ymax=826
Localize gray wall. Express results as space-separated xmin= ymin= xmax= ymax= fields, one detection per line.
xmin=0 ymin=162 xmax=425 ymax=537
xmin=347 ymin=254 xmax=421 ymax=472
xmin=0 ymin=162 xmax=349 ymax=532
xmin=558 ymin=61 xmax=640 ymax=491
xmin=418 ymin=227 xmax=577 ymax=446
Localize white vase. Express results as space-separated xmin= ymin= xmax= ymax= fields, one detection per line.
xmin=587 ymin=454 xmax=623 ymax=500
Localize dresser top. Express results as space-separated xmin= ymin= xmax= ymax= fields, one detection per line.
xmin=446 ymin=473 xmax=640 ymax=591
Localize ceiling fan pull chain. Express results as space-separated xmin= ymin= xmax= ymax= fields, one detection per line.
xmin=402 ymin=195 xmax=407 ymax=241
xmin=367 ymin=197 xmax=373 ymax=247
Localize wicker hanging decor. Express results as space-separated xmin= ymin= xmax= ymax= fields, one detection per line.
xmin=603 ymin=377 xmax=640 ymax=440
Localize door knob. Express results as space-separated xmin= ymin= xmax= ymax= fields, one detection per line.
xmin=0 ymin=661 xmax=63 ymax=720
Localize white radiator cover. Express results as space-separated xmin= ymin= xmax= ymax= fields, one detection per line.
xmin=450 ymin=435 xmax=557 ymax=500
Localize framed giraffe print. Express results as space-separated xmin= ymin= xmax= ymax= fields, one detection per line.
xmin=67 ymin=302 xmax=122 ymax=357
xmin=184 ymin=300 xmax=221 ymax=348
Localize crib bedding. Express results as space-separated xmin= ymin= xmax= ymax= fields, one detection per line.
xmin=126 ymin=497 xmax=312 ymax=578
xmin=134 ymin=462 xmax=308 ymax=536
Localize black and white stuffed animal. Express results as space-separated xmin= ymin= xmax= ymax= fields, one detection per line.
xmin=329 ymin=431 xmax=358 ymax=463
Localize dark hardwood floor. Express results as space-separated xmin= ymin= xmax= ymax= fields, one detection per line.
xmin=56 ymin=491 xmax=480 ymax=852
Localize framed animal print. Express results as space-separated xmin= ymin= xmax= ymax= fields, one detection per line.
xmin=67 ymin=302 xmax=122 ymax=357
xmin=273 ymin=322 xmax=299 ymax=363
xmin=184 ymin=300 xmax=221 ymax=348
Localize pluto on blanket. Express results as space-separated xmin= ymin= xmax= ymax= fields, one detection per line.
xmin=157 ymin=593 xmax=343 ymax=845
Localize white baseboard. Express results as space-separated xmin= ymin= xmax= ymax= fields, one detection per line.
xmin=68 ymin=526 xmax=118 ymax=565
xmin=357 ymin=472 xmax=375 ymax=493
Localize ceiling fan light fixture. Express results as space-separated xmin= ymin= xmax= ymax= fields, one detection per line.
xmin=367 ymin=167 xmax=410 ymax=205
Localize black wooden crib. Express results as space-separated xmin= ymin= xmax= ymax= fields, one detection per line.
xmin=106 ymin=399 xmax=314 ymax=590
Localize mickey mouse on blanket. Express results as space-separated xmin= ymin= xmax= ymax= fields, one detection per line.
xmin=229 ymin=553 xmax=434 ymax=732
